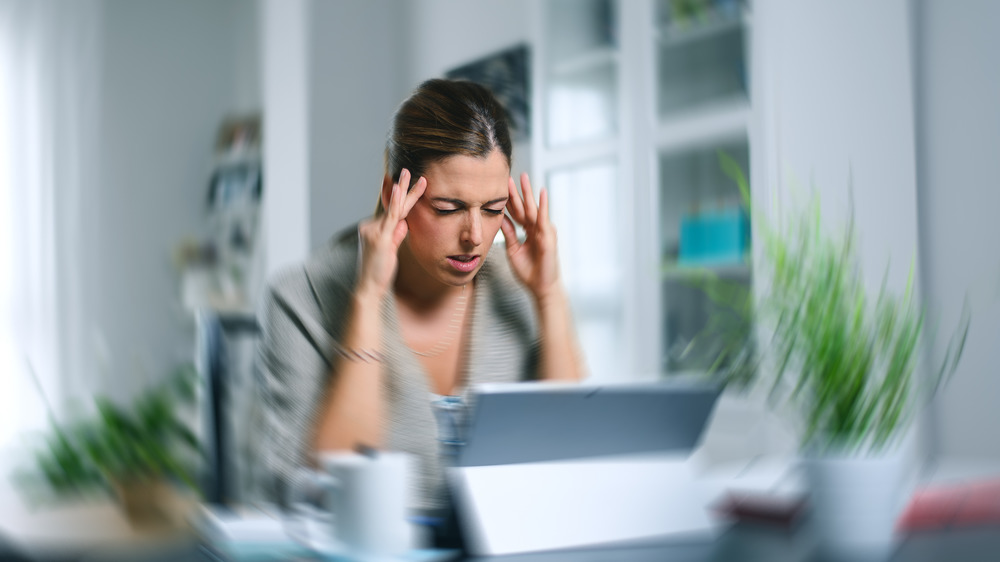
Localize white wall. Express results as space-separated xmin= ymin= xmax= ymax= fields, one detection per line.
xmin=233 ymin=0 xmax=261 ymax=116
xmin=750 ymin=0 xmax=922 ymax=453
xmin=261 ymin=0 xmax=311 ymax=276
xmin=308 ymin=0 xmax=406 ymax=248
xmin=754 ymin=0 xmax=919 ymax=297
xmin=93 ymin=0 xmax=252 ymax=401
xmin=914 ymin=0 xmax=1000 ymax=461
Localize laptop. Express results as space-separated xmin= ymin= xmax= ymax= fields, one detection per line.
xmin=448 ymin=379 xmax=725 ymax=556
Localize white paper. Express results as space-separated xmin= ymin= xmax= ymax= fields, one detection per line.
xmin=450 ymin=454 xmax=723 ymax=556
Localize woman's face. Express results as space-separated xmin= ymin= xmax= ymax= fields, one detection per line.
xmin=402 ymin=149 xmax=510 ymax=288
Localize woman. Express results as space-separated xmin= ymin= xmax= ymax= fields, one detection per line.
xmin=254 ymin=79 xmax=584 ymax=514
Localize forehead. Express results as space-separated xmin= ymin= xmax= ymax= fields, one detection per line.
xmin=423 ymin=150 xmax=510 ymax=200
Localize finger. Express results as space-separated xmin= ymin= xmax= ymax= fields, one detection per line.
xmin=396 ymin=169 xmax=412 ymax=217
xmin=506 ymin=177 xmax=526 ymax=225
xmin=537 ymin=187 xmax=550 ymax=230
xmin=500 ymin=215 xmax=521 ymax=256
xmin=388 ymin=169 xmax=410 ymax=221
xmin=391 ymin=218 xmax=409 ymax=247
xmin=520 ymin=173 xmax=538 ymax=224
xmin=400 ymin=176 xmax=427 ymax=218
xmin=383 ymin=182 xmax=400 ymax=228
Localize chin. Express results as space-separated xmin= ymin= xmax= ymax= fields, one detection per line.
xmin=441 ymin=269 xmax=478 ymax=286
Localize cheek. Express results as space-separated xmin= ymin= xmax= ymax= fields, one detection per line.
xmin=406 ymin=211 xmax=449 ymax=249
xmin=405 ymin=207 xmax=438 ymax=236
xmin=403 ymin=212 xmax=430 ymax=248
xmin=484 ymin=215 xmax=505 ymax=239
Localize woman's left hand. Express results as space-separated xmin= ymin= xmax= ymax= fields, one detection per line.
xmin=501 ymin=173 xmax=562 ymax=302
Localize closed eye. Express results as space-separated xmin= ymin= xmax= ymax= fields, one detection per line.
xmin=483 ymin=208 xmax=504 ymax=216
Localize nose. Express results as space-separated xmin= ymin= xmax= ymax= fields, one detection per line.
xmin=462 ymin=211 xmax=483 ymax=247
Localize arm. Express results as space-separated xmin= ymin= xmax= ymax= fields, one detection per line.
xmin=502 ymin=173 xmax=585 ymax=382
xmin=254 ymin=277 xmax=337 ymax=494
xmin=533 ymin=286 xmax=585 ymax=382
xmin=312 ymin=169 xmax=427 ymax=453
xmin=311 ymin=289 xmax=386 ymax=452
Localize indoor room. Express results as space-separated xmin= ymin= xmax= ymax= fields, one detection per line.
xmin=1 ymin=0 xmax=997 ymax=560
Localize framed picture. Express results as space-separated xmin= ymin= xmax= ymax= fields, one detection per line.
xmin=446 ymin=44 xmax=531 ymax=142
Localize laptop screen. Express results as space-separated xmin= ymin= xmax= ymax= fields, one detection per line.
xmin=455 ymin=379 xmax=723 ymax=467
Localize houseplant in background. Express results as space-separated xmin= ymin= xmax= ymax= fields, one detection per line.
xmin=25 ymin=363 xmax=202 ymax=529
xmin=694 ymin=154 xmax=970 ymax=560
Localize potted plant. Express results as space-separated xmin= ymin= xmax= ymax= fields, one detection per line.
xmin=26 ymin=364 xmax=202 ymax=529
xmin=694 ymin=155 xmax=969 ymax=559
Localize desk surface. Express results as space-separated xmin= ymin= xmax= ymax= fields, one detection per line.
xmin=10 ymin=522 xmax=995 ymax=562
xmin=5 ymin=458 xmax=999 ymax=561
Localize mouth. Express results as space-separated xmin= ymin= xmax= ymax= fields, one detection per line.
xmin=446 ymin=254 xmax=481 ymax=273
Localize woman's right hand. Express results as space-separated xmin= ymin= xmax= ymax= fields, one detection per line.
xmin=356 ymin=169 xmax=426 ymax=300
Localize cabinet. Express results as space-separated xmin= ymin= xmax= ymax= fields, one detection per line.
xmin=533 ymin=0 xmax=753 ymax=380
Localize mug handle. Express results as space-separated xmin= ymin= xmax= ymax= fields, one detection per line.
xmin=282 ymin=467 xmax=340 ymax=553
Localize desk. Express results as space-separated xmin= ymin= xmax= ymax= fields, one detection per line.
xmin=4 ymin=511 xmax=999 ymax=562
xmin=6 ymin=459 xmax=999 ymax=561
xmin=458 ymin=523 xmax=1000 ymax=562
xmin=9 ymin=521 xmax=989 ymax=562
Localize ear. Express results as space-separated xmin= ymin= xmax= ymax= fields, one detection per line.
xmin=380 ymin=174 xmax=393 ymax=213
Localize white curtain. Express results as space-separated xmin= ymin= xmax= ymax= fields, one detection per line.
xmin=0 ymin=0 xmax=102 ymax=450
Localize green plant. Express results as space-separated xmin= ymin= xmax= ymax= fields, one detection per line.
xmin=693 ymin=154 xmax=969 ymax=453
xmin=32 ymin=364 xmax=201 ymax=496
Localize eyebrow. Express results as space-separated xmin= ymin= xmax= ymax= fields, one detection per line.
xmin=430 ymin=196 xmax=508 ymax=207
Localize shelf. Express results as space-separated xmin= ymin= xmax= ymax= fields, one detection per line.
xmin=655 ymin=4 xmax=749 ymax=121
xmin=654 ymin=97 xmax=750 ymax=152
xmin=541 ymin=138 xmax=619 ymax=169
xmin=657 ymin=10 xmax=748 ymax=49
xmin=661 ymin=259 xmax=752 ymax=280
xmin=550 ymin=46 xmax=618 ymax=78
xmin=214 ymin=148 xmax=261 ymax=169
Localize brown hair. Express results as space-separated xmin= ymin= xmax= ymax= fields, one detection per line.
xmin=375 ymin=78 xmax=513 ymax=216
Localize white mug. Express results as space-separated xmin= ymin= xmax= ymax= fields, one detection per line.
xmin=288 ymin=450 xmax=415 ymax=560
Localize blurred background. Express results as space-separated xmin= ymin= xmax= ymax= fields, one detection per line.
xmin=1 ymin=0 xmax=998 ymax=517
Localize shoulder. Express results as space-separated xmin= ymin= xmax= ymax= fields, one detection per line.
xmin=260 ymin=225 xmax=360 ymax=327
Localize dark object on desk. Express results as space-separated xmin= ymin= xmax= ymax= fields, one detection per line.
xmin=712 ymin=492 xmax=808 ymax=529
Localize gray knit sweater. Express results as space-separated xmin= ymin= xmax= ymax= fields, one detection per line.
xmin=253 ymin=226 xmax=539 ymax=510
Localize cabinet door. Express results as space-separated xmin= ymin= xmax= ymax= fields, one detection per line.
xmin=547 ymin=161 xmax=623 ymax=380
xmin=536 ymin=0 xmax=755 ymax=379
xmin=544 ymin=0 xmax=619 ymax=148
xmin=654 ymin=0 xmax=749 ymax=118
xmin=539 ymin=0 xmax=626 ymax=380
xmin=658 ymin=139 xmax=751 ymax=374
xmin=653 ymin=0 xmax=753 ymax=376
